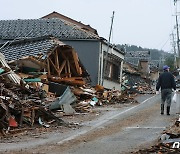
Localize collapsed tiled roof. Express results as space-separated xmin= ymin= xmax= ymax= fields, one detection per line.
xmin=125 ymin=51 xmax=150 ymax=66
xmin=0 ymin=18 xmax=99 ymax=40
xmin=125 ymin=50 xmax=150 ymax=58
xmin=0 ymin=36 xmax=67 ymax=62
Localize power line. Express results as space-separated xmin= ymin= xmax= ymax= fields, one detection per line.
xmin=160 ymin=37 xmax=170 ymax=50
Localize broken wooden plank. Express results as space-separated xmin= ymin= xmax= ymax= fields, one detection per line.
xmin=55 ymin=49 xmax=60 ymax=70
xmin=48 ymin=76 xmax=85 ymax=86
xmin=72 ymin=50 xmax=81 ymax=75
xmin=49 ymin=57 xmax=59 ymax=73
xmin=67 ymin=60 xmax=71 ymax=78
xmin=58 ymin=60 xmax=66 ymax=76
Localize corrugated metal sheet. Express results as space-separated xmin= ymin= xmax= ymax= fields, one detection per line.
xmin=49 ymin=86 xmax=77 ymax=110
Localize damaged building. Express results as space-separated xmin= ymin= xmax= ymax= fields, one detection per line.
xmin=124 ymin=50 xmax=150 ymax=74
xmin=0 ymin=36 xmax=89 ymax=86
xmin=122 ymin=50 xmax=156 ymax=93
xmin=124 ymin=50 xmax=159 ymax=81
xmin=0 ymin=12 xmax=125 ymax=90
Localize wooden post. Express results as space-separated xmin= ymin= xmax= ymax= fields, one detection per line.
xmin=49 ymin=58 xmax=59 ymax=74
xmin=67 ymin=60 xmax=71 ymax=77
xmin=55 ymin=49 xmax=60 ymax=70
xmin=47 ymin=58 xmax=51 ymax=75
xmin=65 ymin=63 xmax=67 ymax=75
xmin=58 ymin=60 xmax=66 ymax=76
xmin=72 ymin=50 xmax=81 ymax=75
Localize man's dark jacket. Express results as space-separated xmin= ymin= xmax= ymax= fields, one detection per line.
xmin=156 ymin=71 xmax=176 ymax=91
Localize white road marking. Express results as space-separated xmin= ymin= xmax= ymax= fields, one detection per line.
xmin=125 ymin=127 xmax=166 ymax=129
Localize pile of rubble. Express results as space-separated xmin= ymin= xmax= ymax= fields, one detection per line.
xmin=0 ymin=79 xmax=139 ymax=136
xmin=71 ymin=85 xmax=139 ymax=113
xmin=0 ymin=75 xmax=67 ymax=135
xmin=0 ymin=50 xmax=141 ymax=137
xmin=121 ymin=71 xmax=154 ymax=94
xmin=134 ymin=117 xmax=180 ymax=153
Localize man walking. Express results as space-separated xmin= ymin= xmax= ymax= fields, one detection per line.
xmin=156 ymin=65 xmax=176 ymax=115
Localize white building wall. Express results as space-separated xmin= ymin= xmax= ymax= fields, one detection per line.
xmin=98 ymin=42 xmax=124 ymax=90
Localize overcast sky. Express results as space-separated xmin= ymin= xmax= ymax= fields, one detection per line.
xmin=0 ymin=0 xmax=179 ymax=52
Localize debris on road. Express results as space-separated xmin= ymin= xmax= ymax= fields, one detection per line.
xmin=134 ymin=117 xmax=180 ymax=154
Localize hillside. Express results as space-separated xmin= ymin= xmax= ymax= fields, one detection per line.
xmin=116 ymin=44 xmax=174 ymax=69
xmin=116 ymin=44 xmax=173 ymax=60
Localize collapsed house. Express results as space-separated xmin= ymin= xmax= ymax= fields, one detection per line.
xmin=124 ymin=50 xmax=150 ymax=75
xmin=0 ymin=36 xmax=89 ymax=86
xmin=121 ymin=70 xmax=153 ymax=94
xmin=124 ymin=50 xmax=159 ymax=81
xmin=0 ymin=36 xmax=92 ymax=133
xmin=122 ymin=51 xmax=154 ymax=93
xmin=123 ymin=61 xmax=138 ymax=74
xmin=0 ymin=13 xmax=125 ymax=90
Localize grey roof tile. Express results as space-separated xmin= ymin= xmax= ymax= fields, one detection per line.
xmin=0 ymin=36 xmax=63 ymax=61
xmin=0 ymin=19 xmax=99 ymax=40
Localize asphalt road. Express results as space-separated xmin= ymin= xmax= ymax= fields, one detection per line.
xmin=59 ymin=94 xmax=179 ymax=154
xmin=1 ymin=94 xmax=179 ymax=154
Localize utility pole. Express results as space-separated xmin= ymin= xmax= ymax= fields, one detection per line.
xmin=170 ymin=32 xmax=177 ymax=67
xmin=173 ymin=0 xmax=180 ymax=69
xmin=102 ymin=11 xmax=115 ymax=85
xmin=175 ymin=14 xmax=180 ymax=57
xmin=171 ymin=32 xmax=177 ymax=56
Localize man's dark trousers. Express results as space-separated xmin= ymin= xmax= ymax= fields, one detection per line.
xmin=161 ymin=89 xmax=172 ymax=115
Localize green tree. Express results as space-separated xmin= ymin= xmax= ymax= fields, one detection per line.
xmin=164 ymin=56 xmax=175 ymax=71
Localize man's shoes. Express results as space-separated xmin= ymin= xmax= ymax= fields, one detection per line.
xmin=167 ymin=106 xmax=170 ymax=115
xmin=161 ymin=104 xmax=164 ymax=115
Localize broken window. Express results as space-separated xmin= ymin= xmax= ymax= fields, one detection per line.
xmin=104 ymin=60 xmax=121 ymax=82
xmin=103 ymin=52 xmax=122 ymax=82
xmin=106 ymin=62 xmax=120 ymax=81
